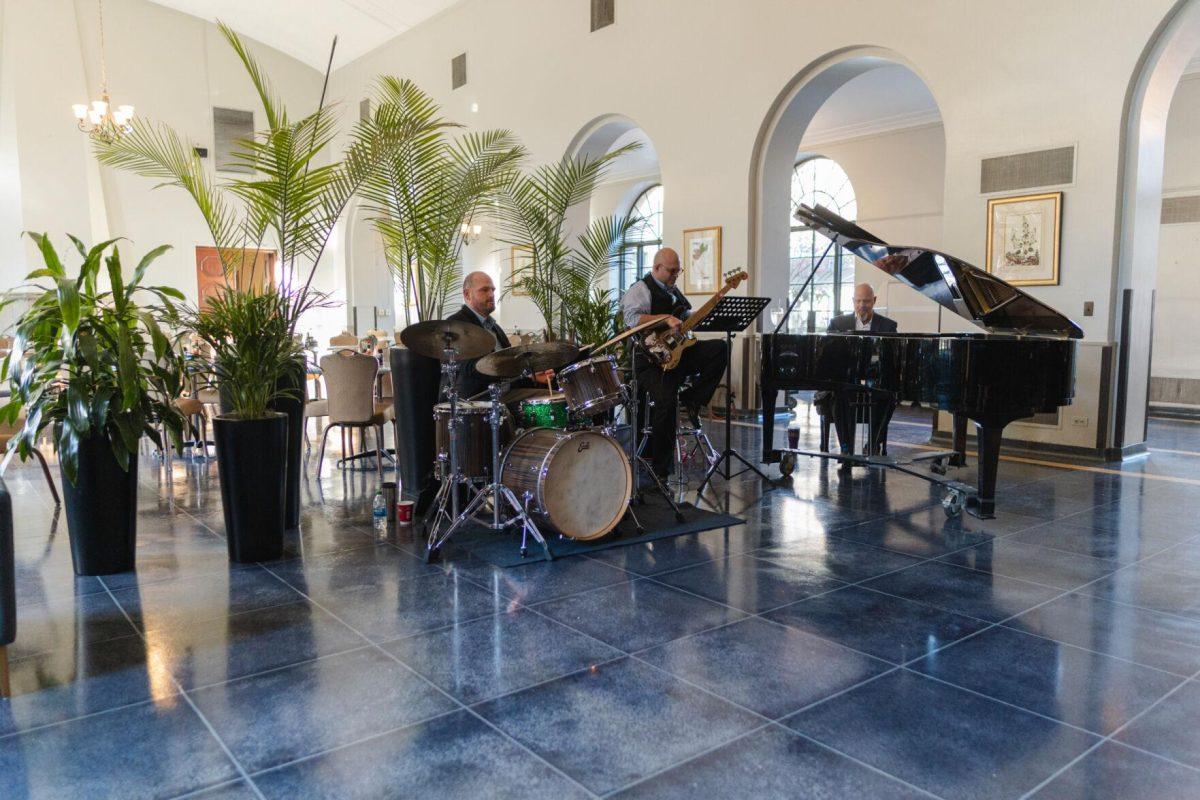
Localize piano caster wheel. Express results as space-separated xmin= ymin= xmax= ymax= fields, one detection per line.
xmin=942 ymin=490 xmax=965 ymax=518
xmin=779 ymin=453 xmax=797 ymax=476
xmin=930 ymin=460 xmax=947 ymax=476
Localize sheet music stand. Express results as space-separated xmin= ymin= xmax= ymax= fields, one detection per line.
xmin=693 ymin=295 xmax=772 ymax=495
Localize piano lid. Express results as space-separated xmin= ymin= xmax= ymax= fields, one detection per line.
xmin=793 ymin=204 xmax=1084 ymax=339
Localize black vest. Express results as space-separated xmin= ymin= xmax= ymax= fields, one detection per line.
xmin=642 ymin=273 xmax=691 ymax=318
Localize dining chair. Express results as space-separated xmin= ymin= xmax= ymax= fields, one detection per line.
xmin=316 ymin=351 xmax=393 ymax=478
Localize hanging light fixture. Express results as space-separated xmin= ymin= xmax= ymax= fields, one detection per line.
xmin=460 ymin=219 xmax=482 ymax=245
xmin=72 ymin=0 xmax=134 ymax=142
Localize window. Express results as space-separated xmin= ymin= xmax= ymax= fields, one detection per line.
xmin=787 ymin=157 xmax=857 ymax=332
xmin=213 ymin=108 xmax=254 ymax=174
xmin=617 ymin=184 xmax=663 ymax=291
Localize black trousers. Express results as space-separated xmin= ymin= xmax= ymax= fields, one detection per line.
xmin=636 ymin=338 xmax=727 ymax=476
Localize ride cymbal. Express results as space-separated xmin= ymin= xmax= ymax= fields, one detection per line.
xmin=399 ymin=319 xmax=496 ymax=361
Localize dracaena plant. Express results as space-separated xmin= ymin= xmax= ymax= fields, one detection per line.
xmin=92 ymin=23 xmax=429 ymax=413
xmin=357 ymin=78 xmax=526 ymax=325
xmin=0 ymin=234 xmax=187 ymax=485
xmin=495 ymin=145 xmax=638 ymax=342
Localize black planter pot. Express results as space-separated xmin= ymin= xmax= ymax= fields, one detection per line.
xmin=61 ymin=434 xmax=139 ymax=576
xmin=219 ymin=357 xmax=306 ymax=529
xmin=390 ymin=346 xmax=441 ymax=502
xmin=213 ymin=412 xmax=287 ymax=562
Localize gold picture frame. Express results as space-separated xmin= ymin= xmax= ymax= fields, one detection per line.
xmin=509 ymin=245 xmax=532 ymax=296
xmin=985 ymin=191 xmax=1062 ymax=286
xmin=682 ymin=226 xmax=721 ymax=295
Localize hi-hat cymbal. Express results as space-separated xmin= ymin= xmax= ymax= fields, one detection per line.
xmin=477 ymin=341 xmax=581 ymax=378
xmin=399 ymin=319 xmax=496 ymax=361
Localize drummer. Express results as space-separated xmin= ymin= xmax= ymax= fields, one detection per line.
xmin=620 ymin=248 xmax=726 ymax=481
xmin=445 ymin=271 xmax=549 ymax=403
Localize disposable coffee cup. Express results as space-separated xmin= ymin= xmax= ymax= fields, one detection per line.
xmin=787 ymin=427 xmax=800 ymax=448
xmin=396 ymin=500 xmax=415 ymax=524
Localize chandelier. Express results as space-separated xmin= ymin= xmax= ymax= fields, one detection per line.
xmin=71 ymin=0 xmax=133 ymax=142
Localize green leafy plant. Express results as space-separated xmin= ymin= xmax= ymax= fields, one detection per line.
xmin=357 ymin=78 xmax=526 ymax=325
xmin=0 ymin=234 xmax=187 ymax=484
xmin=495 ymin=146 xmax=638 ymax=341
xmin=181 ymin=288 xmax=303 ymax=420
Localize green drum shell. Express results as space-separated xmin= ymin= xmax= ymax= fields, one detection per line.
xmin=520 ymin=397 xmax=570 ymax=430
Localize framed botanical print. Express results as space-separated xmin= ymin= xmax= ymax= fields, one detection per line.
xmin=985 ymin=192 xmax=1062 ymax=286
xmin=509 ymin=245 xmax=532 ymax=296
xmin=682 ymin=226 xmax=721 ymax=295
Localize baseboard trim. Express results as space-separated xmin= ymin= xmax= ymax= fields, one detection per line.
xmin=1149 ymin=404 xmax=1200 ymax=421
xmin=929 ymin=432 xmax=1143 ymax=463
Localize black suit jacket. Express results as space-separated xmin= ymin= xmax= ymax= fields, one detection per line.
xmin=827 ymin=312 xmax=898 ymax=333
xmin=444 ymin=305 xmax=509 ymax=399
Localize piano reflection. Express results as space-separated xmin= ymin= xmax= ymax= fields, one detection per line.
xmin=760 ymin=204 xmax=1082 ymax=519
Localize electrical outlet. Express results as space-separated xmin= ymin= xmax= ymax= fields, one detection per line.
xmin=1071 ymin=415 xmax=1089 ymax=427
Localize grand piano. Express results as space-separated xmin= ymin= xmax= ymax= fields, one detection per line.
xmin=760 ymin=204 xmax=1083 ymax=518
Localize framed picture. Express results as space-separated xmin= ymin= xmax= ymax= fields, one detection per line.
xmin=985 ymin=192 xmax=1062 ymax=286
xmin=509 ymin=245 xmax=532 ymax=296
xmin=682 ymin=226 xmax=721 ymax=295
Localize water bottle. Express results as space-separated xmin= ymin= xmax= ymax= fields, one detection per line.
xmin=372 ymin=489 xmax=387 ymax=536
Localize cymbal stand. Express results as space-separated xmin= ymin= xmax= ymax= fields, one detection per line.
xmin=423 ymin=342 xmax=467 ymax=553
xmin=426 ymin=380 xmax=552 ymax=562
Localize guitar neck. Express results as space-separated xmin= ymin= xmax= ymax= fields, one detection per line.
xmin=680 ymin=283 xmax=734 ymax=334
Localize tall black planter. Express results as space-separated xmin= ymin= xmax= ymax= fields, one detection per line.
xmin=390 ymin=346 xmax=441 ymax=502
xmin=219 ymin=357 xmax=306 ymax=529
xmin=271 ymin=358 xmax=306 ymax=529
xmin=61 ymin=434 xmax=139 ymax=576
xmin=213 ymin=412 xmax=287 ymax=562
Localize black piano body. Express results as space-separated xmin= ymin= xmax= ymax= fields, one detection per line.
xmin=760 ymin=204 xmax=1082 ymax=519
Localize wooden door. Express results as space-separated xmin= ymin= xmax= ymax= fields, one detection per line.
xmin=195 ymin=247 xmax=277 ymax=309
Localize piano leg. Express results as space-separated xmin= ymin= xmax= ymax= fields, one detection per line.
xmin=951 ymin=413 xmax=968 ymax=467
xmin=761 ymin=382 xmax=779 ymax=463
xmin=966 ymin=419 xmax=1007 ymax=519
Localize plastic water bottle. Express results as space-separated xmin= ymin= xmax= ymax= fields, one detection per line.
xmin=372 ymin=489 xmax=387 ymax=536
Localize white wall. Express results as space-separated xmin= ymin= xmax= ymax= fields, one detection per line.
xmin=0 ymin=0 xmax=328 ymax=319
xmin=1154 ymin=72 xmax=1200 ymax=380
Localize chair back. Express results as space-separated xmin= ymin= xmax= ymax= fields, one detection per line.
xmin=320 ymin=351 xmax=378 ymax=424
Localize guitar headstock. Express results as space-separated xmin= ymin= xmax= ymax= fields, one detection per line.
xmin=723 ymin=269 xmax=749 ymax=290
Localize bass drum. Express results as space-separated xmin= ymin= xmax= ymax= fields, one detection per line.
xmin=501 ymin=427 xmax=631 ymax=541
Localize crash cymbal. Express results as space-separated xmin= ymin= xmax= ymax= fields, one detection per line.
xmin=477 ymin=341 xmax=580 ymax=378
xmin=399 ymin=319 xmax=496 ymax=361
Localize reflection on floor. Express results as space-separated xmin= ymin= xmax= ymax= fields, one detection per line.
xmin=2 ymin=413 xmax=1200 ymax=799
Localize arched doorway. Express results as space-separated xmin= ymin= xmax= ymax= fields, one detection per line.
xmin=1114 ymin=0 xmax=1200 ymax=449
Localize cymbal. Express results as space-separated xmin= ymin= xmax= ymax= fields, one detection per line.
xmin=477 ymin=341 xmax=580 ymax=378
xmin=399 ymin=319 xmax=496 ymax=361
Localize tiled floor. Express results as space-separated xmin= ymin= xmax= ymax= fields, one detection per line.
xmin=3 ymin=412 xmax=1200 ymax=798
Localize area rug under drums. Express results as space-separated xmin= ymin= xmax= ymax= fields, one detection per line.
xmin=436 ymin=494 xmax=743 ymax=567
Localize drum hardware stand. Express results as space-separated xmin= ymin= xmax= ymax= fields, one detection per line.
xmin=694 ymin=295 xmax=773 ymax=496
xmin=625 ymin=343 xmax=685 ymax=527
xmin=425 ymin=380 xmax=552 ymax=562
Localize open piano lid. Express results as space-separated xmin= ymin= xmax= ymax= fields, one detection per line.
xmin=793 ymin=204 xmax=1084 ymax=339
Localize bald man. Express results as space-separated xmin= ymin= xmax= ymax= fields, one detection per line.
xmin=827 ymin=283 xmax=897 ymax=333
xmin=445 ymin=271 xmax=512 ymax=399
xmin=620 ymin=248 xmax=727 ymax=479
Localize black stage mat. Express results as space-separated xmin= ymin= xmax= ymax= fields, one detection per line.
xmin=439 ymin=494 xmax=743 ymax=567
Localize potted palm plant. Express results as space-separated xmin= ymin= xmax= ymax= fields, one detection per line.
xmin=357 ymin=77 xmax=525 ymax=502
xmin=184 ymin=288 xmax=301 ymax=562
xmin=496 ymin=148 xmax=638 ymax=344
xmin=94 ymin=23 xmax=425 ymax=527
xmin=1 ymin=234 xmax=187 ymax=576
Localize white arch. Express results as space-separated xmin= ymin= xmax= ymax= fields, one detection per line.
xmin=746 ymin=46 xmax=944 ymax=307
xmin=1109 ymin=0 xmax=1200 ymax=449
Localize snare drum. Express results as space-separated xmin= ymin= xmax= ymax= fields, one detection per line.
xmin=557 ymin=355 xmax=624 ymax=416
xmin=519 ymin=396 xmax=570 ymax=430
xmin=501 ymin=427 xmax=632 ymax=541
xmin=433 ymin=401 xmax=513 ymax=479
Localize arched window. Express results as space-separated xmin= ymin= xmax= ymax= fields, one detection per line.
xmin=618 ymin=184 xmax=663 ymax=291
xmin=788 ymin=157 xmax=857 ymax=332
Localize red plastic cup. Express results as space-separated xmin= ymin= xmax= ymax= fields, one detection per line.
xmin=396 ymin=500 xmax=414 ymax=524
xmin=787 ymin=427 xmax=800 ymax=449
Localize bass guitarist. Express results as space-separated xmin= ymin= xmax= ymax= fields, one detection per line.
xmin=619 ymin=247 xmax=726 ymax=481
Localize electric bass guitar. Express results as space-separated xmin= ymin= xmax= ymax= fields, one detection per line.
xmin=641 ymin=269 xmax=749 ymax=370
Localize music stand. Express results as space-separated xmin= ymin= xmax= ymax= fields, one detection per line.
xmin=694 ymin=295 xmax=772 ymax=495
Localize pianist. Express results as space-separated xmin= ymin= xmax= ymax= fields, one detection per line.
xmin=620 ymin=248 xmax=726 ymax=480
xmin=828 ymin=282 xmax=898 ymax=333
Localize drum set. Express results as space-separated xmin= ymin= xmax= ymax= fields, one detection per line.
xmin=399 ymin=319 xmax=682 ymax=562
